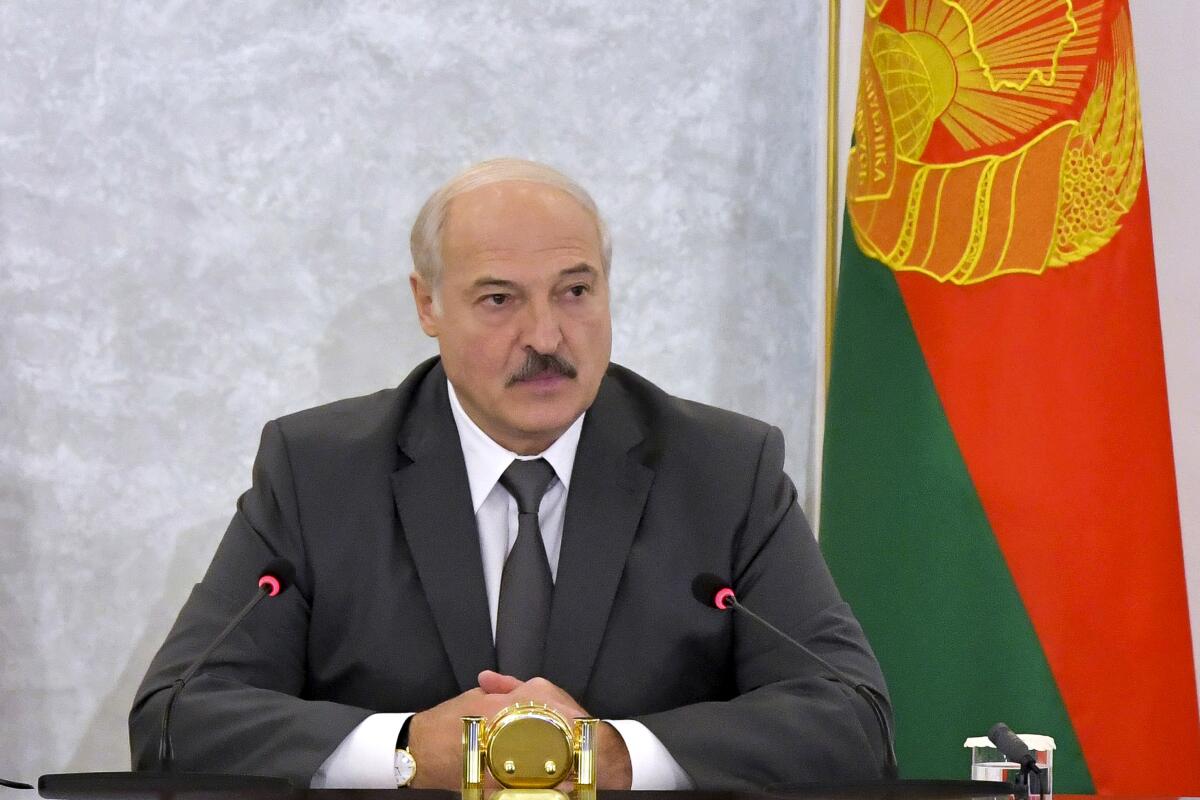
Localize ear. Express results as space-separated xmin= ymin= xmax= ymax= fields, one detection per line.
xmin=409 ymin=272 xmax=440 ymax=338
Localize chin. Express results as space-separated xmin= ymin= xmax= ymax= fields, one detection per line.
xmin=509 ymin=403 xmax=583 ymax=441
xmin=516 ymin=408 xmax=579 ymax=435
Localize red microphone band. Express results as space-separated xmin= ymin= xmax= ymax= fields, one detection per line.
xmin=714 ymin=587 xmax=736 ymax=610
xmin=258 ymin=575 xmax=282 ymax=597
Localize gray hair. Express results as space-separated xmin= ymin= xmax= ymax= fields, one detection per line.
xmin=410 ymin=158 xmax=612 ymax=293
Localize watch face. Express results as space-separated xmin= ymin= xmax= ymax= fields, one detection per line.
xmin=394 ymin=748 xmax=416 ymax=786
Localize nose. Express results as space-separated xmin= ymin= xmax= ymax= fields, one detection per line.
xmin=521 ymin=298 xmax=563 ymax=354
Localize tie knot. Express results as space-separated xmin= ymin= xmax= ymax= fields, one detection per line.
xmin=499 ymin=458 xmax=556 ymax=514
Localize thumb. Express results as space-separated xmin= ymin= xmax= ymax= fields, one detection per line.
xmin=478 ymin=669 xmax=523 ymax=694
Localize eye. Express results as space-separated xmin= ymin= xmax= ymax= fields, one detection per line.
xmin=566 ymin=284 xmax=589 ymax=298
xmin=483 ymin=293 xmax=510 ymax=306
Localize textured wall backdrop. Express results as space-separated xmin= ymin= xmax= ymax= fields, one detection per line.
xmin=0 ymin=1 xmax=825 ymax=777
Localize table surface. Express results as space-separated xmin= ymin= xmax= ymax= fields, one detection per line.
xmin=27 ymin=781 xmax=1200 ymax=800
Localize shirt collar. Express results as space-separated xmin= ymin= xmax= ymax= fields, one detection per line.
xmin=446 ymin=379 xmax=584 ymax=513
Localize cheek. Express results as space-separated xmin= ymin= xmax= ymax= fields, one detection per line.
xmin=581 ymin=316 xmax=612 ymax=361
xmin=452 ymin=328 xmax=516 ymax=377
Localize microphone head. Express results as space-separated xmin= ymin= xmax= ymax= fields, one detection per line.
xmin=987 ymin=721 xmax=1033 ymax=763
xmin=258 ymin=557 xmax=296 ymax=597
xmin=691 ymin=573 xmax=736 ymax=610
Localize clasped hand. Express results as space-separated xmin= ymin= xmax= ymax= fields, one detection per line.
xmin=407 ymin=670 xmax=632 ymax=790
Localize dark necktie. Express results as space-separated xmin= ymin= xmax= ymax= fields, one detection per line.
xmin=495 ymin=458 xmax=557 ymax=679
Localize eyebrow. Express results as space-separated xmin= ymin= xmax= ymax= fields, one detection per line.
xmin=468 ymin=262 xmax=598 ymax=290
xmin=560 ymin=263 xmax=598 ymax=278
xmin=470 ymin=277 xmax=518 ymax=291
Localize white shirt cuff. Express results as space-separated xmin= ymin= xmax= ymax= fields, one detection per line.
xmin=604 ymin=718 xmax=694 ymax=790
xmin=309 ymin=712 xmax=412 ymax=788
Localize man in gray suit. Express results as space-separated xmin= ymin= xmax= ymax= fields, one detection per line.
xmin=129 ymin=158 xmax=891 ymax=791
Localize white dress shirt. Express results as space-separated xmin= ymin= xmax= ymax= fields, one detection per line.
xmin=310 ymin=381 xmax=693 ymax=789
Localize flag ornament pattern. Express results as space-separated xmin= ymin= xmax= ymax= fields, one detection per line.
xmin=822 ymin=0 xmax=1200 ymax=795
xmin=848 ymin=0 xmax=1142 ymax=284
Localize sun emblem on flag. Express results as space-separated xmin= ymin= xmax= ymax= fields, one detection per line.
xmin=847 ymin=0 xmax=1144 ymax=284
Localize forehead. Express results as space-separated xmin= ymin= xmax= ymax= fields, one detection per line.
xmin=440 ymin=181 xmax=602 ymax=275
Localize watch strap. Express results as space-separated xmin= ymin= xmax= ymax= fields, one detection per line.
xmin=396 ymin=717 xmax=412 ymax=750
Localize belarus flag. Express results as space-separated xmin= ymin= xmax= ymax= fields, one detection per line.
xmin=820 ymin=0 xmax=1200 ymax=793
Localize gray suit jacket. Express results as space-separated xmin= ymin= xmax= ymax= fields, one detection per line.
xmin=129 ymin=358 xmax=891 ymax=790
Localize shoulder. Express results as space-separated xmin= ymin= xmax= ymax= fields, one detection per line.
xmin=600 ymin=363 xmax=780 ymax=463
xmin=265 ymin=357 xmax=441 ymax=462
xmin=272 ymin=387 xmax=403 ymax=444
xmin=596 ymin=365 xmax=799 ymax=554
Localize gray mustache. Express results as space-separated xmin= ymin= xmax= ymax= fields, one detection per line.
xmin=506 ymin=351 xmax=578 ymax=386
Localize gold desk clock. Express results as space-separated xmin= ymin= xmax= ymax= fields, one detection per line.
xmin=462 ymin=704 xmax=597 ymax=800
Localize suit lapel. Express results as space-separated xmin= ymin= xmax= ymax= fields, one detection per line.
xmin=542 ymin=377 xmax=654 ymax=700
xmin=390 ymin=365 xmax=497 ymax=691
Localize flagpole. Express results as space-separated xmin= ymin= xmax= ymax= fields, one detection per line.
xmin=824 ymin=0 xmax=840 ymax=392
xmin=814 ymin=0 xmax=842 ymax=537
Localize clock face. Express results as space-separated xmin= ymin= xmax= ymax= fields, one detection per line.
xmin=485 ymin=707 xmax=574 ymax=789
xmin=394 ymin=748 xmax=416 ymax=786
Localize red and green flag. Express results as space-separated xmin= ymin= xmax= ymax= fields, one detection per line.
xmin=820 ymin=0 xmax=1200 ymax=793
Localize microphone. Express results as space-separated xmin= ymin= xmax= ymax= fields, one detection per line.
xmin=157 ymin=557 xmax=296 ymax=770
xmin=986 ymin=722 xmax=1036 ymax=769
xmin=691 ymin=573 xmax=899 ymax=780
xmin=987 ymin=722 xmax=1045 ymax=798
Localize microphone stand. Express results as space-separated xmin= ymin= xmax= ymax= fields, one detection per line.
xmin=1013 ymin=758 xmax=1046 ymax=800
xmin=725 ymin=595 xmax=900 ymax=780
xmin=159 ymin=583 xmax=272 ymax=770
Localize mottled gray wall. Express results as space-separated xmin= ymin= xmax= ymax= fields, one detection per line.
xmin=0 ymin=1 xmax=824 ymax=777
